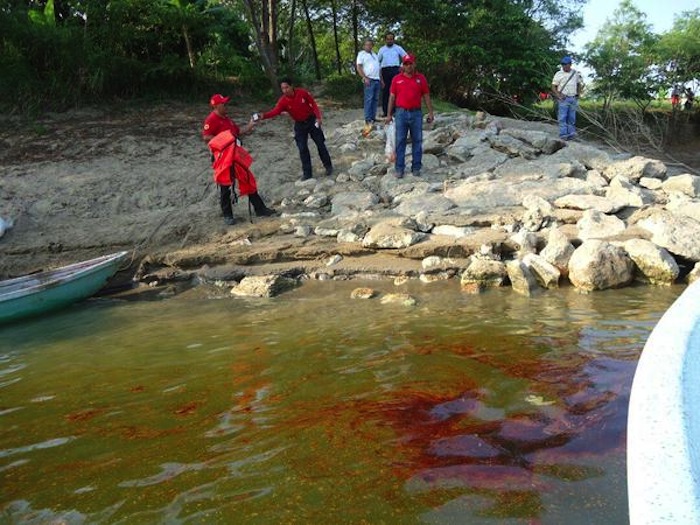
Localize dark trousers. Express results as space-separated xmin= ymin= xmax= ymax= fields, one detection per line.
xmin=219 ymin=184 xmax=268 ymax=217
xmin=294 ymin=116 xmax=332 ymax=178
xmin=381 ymin=66 xmax=401 ymax=116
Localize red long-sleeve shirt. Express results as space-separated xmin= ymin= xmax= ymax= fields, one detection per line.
xmin=262 ymin=88 xmax=321 ymax=122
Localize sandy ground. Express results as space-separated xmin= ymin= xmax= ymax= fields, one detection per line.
xmin=0 ymin=98 xmax=365 ymax=281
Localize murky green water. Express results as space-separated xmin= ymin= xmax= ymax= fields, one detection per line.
xmin=0 ymin=281 xmax=684 ymax=524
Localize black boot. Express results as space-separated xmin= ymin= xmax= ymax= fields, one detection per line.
xmin=249 ymin=192 xmax=276 ymax=217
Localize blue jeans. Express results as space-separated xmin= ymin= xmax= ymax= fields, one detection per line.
xmin=394 ymin=108 xmax=423 ymax=174
xmin=363 ymin=79 xmax=380 ymax=123
xmin=558 ymin=96 xmax=578 ymax=138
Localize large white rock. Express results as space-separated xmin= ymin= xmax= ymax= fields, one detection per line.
xmin=540 ymin=228 xmax=575 ymax=276
xmin=662 ymin=174 xmax=700 ymax=198
xmin=622 ymin=238 xmax=679 ymax=285
xmin=362 ymin=221 xmax=426 ymax=249
xmin=523 ymin=253 xmax=561 ymax=288
xmin=568 ymin=240 xmax=635 ymax=291
xmin=577 ymin=209 xmax=626 ymax=240
xmin=638 ymin=211 xmax=700 ymax=261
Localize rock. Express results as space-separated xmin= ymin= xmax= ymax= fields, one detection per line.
xmin=348 ymin=158 xmax=376 ymax=179
xmin=522 ymin=195 xmax=555 ymax=216
xmin=510 ymin=230 xmax=538 ymax=255
xmin=460 ymin=257 xmax=507 ymax=288
xmin=230 ymin=275 xmax=298 ymax=297
xmin=432 ymin=224 xmax=473 ymax=238
xmin=661 ymin=174 xmax=700 ymax=198
xmin=603 ymin=156 xmax=667 ymax=183
xmin=422 ymin=255 xmax=445 ymax=270
xmin=688 ymin=262 xmax=700 ymax=284
xmin=380 ymin=293 xmax=417 ymax=306
xmin=326 ymin=254 xmax=343 ymax=266
xmin=350 ymin=287 xmax=375 ymax=299
xmin=331 ymin=191 xmax=379 ymax=216
xmin=394 ymin=193 xmax=455 ymax=216
xmin=568 ymin=240 xmax=635 ymax=292
xmin=501 ymin=128 xmax=565 ymax=155
xmin=506 ymin=260 xmax=541 ymax=296
xmin=522 ymin=253 xmax=561 ymax=288
xmin=419 ymin=271 xmax=453 ymax=283
xmin=666 ymin=197 xmax=700 ymax=223
xmin=303 ymin=193 xmax=329 ymax=209
xmin=446 ymin=135 xmax=481 ymax=161
xmin=362 ymin=221 xmax=426 ymax=249
xmin=639 ymin=177 xmax=663 ymax=190
xmin=294 ymin=225 xmax=313 ymax=237
xmin=394 ymin=276 xmax=409 ymax=286
xmin=577 ymin=210 xmax=626 ymax=240
xmin=621 ymin=238 xmax=679 ymax=285
xmin=605 ymin=176 xmax=652 ymax=208
xmin=554 ymin=194 xmax=623 ymax=214
xmin=637 ymin=211 xmax=700 ymax=261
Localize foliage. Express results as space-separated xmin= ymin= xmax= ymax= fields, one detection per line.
xmin=583 ymin=0 xmax=661 ymax=113
xmin=657 ymin=9 xmax=700 ymax=87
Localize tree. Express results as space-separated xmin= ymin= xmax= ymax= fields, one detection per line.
xmin=583 ymin=0 xmax=660 ymax=112
xmin=657 ymin=9 xmax=700 ymax=87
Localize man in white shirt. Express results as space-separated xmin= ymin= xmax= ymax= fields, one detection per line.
xmin=356 ymin=38 xmax=381 ymax=129
xmin=551 ymin=55 xmax=584 ymax=140
xmin=377 ymin=32 xmax=407 ymax=117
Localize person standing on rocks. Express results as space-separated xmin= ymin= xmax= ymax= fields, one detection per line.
xmin=385 ymin=54 xmax=434 ymax=179
xmin=377 ymin=32 xmax=407 ymax=118
xmin=551 ymin=55 xmax=584 ymax=141
xmin=356 ymin=38 xmax=381 ymax=136
xmin=202 ymin=94 xmax=275 ymax=225
xmin=257 ymin=78 xmax=333 ymax=181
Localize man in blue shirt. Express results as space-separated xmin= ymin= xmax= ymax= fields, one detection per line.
xmin=377 ymin=32 xmax=407 ymax=118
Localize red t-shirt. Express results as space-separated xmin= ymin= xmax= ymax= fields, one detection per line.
xmin=262 ymin=88 xmax=321 ymax=122
xmin=202 ymin=112 xmax=240 ymax=139
xmin=390 ymin=72 xmax=429 ymax=110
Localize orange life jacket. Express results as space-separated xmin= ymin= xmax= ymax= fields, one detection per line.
xmin=208 ymin=130 xmax=258 ymax=196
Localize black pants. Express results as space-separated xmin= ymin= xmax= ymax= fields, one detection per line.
xmin=293 ymin=116 xmax=332 ymax=179
xmin=219 ymin=185 xmax=268 ymax=218
xmin=381 ymin=66 xmax=401 ymax=116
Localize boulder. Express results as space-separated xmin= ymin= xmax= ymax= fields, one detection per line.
xmin=362 ymin=221 xmax=426 ymax=249
xmin=506 ymin=260 xmax=541 ymax=296
xmin=637 ymin=211 xmax=700 ymax=261
xmin=621 ymin=238 xmax=679 ymax=285
xmin=231 ymin=275 xmax=298 ymax=298
xmin=460 ymin=257 xmax=507 ymax=288
xmin=577 ymin=210 xmax=626 ymax=240
xmin=540 ymin=228 xmax=575 ymax=276
xmin=661 ymin=174 xmax=700 ymax=198
xmin=522 ymin=253 xmax=561 ymax=288
xmin=568 ymin=240 xmax=635 ymax=291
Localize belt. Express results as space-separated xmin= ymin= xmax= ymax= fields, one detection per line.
xmin=396 ymin=107 xmax=421 ymax=111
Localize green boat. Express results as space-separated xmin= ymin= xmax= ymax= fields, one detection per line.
xmin=0 ymin=251 xmax=129 ymax=325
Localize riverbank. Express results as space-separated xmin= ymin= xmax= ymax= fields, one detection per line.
xmin=1 ymin=99 xmax=699 ymax=297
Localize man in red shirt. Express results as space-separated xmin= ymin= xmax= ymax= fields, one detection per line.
xmin=259 ymin=78 xmax=333 ymax=181
xmin=202 ymin=94 xmax=275 ymax=225
xmin=385 ymin=54 xmax=434 ymax=178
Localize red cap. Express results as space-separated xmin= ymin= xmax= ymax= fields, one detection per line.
xmin=402 ymin=54 xmax=415 ymax=65
xmin=210 ymin=94 xmax=231 ymax=106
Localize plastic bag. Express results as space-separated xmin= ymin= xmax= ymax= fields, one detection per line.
xmin=384 ymin=121 xmax=396 ymax=162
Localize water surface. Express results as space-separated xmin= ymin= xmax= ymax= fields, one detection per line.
xmin=0 ymin=281 xmax=683 ymax=524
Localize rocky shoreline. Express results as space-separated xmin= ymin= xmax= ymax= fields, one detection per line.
xmin=2 ymin=104 xmax=699 ymax=300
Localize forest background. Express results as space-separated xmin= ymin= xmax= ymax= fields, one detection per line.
xmin=0 ymin=0 xmax=698 ymax=134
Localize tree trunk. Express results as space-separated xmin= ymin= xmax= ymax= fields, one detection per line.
xmin=331 ymin=0 xmax=341 ymax=75
xmin=287 ymin=0 xmax=297 ymax=71
xmin=301 ymin=0 xmax=321 ymax=81
xmin=242 ymin=0 xmax=280 ymax=93
xmin=182 ymin=24 xmax=195 ymax=69
xmin=351 ymin=0 xmax=359 ymax=59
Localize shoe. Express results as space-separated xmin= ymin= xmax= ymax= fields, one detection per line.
xmin=300 ymin=174 xmax=312 ymax=181
xmin=257 ymin=207 xmax=276 ymax=217
xmin=394 ymin=171 xmax=404 ymax=179
xmin=362 ymin=123 xmax=372 ymax=137
xmin=224 ymin=216 xmax=235 ymax=225
xmin=412 ymin=170 xmax=422 ymax=177
xmin=325 ymin=167 xmax=334 ymax=177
